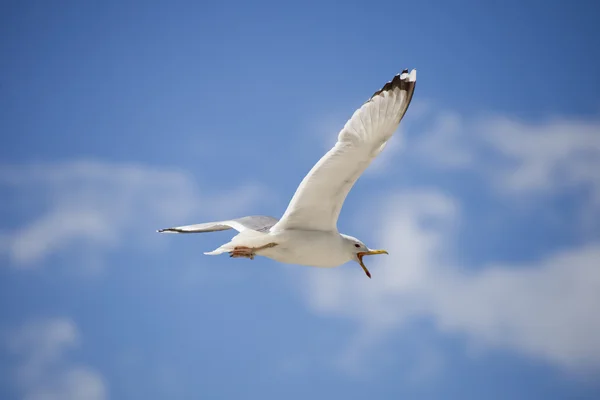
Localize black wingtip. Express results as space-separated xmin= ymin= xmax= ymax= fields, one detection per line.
xmin=157 ymin=227 xmax=189 ymax=233
xmin=369 ymin=69 xmax=417 ymax=101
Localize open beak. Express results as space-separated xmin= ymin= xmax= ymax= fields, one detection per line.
xmin=356 ymin=249 xmax=389 ymax=279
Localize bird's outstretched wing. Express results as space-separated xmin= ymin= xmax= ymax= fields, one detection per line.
xmin=158 ymin=215 xmax=279 ymax=234
xmin=271 ymin=69 xmax=416 ymax=232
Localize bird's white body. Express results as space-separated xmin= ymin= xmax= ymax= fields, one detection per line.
xmin=158 ymin=69 xmax=417 ymax=277
xmin=208 ymin=229 xmax=353 ymax=268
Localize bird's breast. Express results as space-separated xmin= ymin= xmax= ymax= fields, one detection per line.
xmin=258 ymin=230 xmax=350 ymax=268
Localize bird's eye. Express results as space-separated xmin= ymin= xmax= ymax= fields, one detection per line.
xmin=354 ymin=244 xmax=361 ymax=248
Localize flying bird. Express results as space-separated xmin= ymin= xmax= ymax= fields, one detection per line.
xmin=158 ymin=69 xmax=417 ymax=278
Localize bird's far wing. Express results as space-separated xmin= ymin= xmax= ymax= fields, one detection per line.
xmin=157 ymin=215 xmax=279 ymax=234
xmin=271 ymin=69 xmax=416 ymax=232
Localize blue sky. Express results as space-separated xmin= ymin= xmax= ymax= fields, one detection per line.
xmin=1 ymin=0 xmax=599 ymax=399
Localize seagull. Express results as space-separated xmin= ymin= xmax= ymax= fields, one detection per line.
xmin=158 ymin=69 xmax=417 ymax=278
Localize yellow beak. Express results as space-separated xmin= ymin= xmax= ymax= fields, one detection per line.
xmin=356 ymin=249 xmax=389 ymax=279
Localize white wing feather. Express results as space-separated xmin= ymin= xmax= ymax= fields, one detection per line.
xmin=271 ymin=69 xmax=416 ymax=232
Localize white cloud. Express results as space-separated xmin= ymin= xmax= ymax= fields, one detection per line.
xmin=432 ymin=243 xmax=600 ymax=370
xmin=6 ymin=317 xmax=107 ymax=400
xmin=304 ymin=189 xmax=600 ymax=373
xmin=412 ymin=111 xmax=600 ymax=202
xmin=481 ymin=117 xmax=600 ymax=201
xmin=0 ymin=160 xmax=269 ymax=269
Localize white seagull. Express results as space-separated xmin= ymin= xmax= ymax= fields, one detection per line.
xmin=159 ymin=69 xmax=417 ymax=278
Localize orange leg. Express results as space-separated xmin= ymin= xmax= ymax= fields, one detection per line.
xmin=230 ymin=246 xmax=254 ymax=259
xmin=229 ymin=243 xmax=278 ymax=260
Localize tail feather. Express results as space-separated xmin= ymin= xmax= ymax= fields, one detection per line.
xmin=204 ymin=247 xmax=229 ymax=256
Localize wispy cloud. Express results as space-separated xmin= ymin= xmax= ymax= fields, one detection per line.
xmin=300 ymin=109 xmax=600 ymax=375
xmin=411 ymin=109 xmax=600 ymax=202
xmin=0 ymin=160 xmax=269 ymax=270
xmin=5 ymin=317 xmax=107 ymax=400
xmin=304 ymin=189 xmax=600 ymax=373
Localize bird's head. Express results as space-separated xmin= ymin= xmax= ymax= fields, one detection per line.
xmin=341 ymin=234 xmax=388 ymax=279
